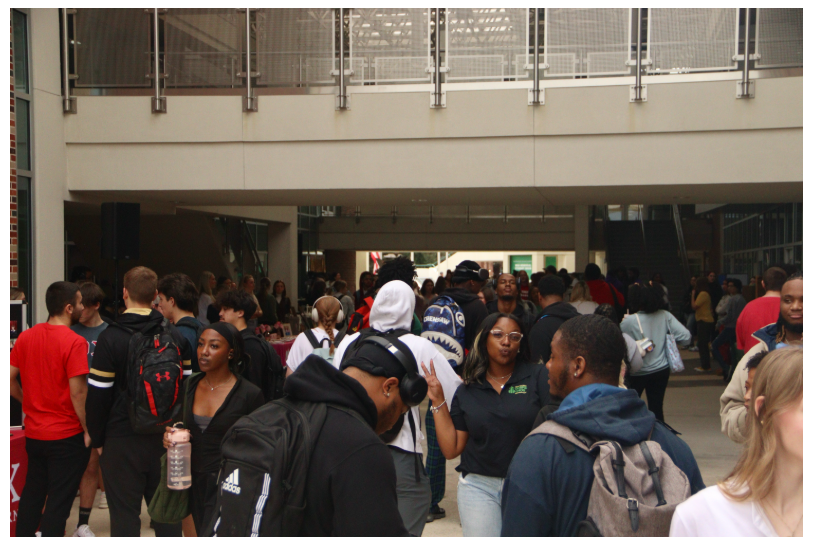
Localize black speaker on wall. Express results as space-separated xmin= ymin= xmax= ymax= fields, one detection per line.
xmin=101 ymin=202 xmax=140 ymax=260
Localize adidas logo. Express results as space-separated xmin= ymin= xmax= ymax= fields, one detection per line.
xmin=221 ymin=469 xmax=241 ymax=495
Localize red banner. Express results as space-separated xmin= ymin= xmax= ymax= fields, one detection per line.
xmin=10 ymin=429 xmax=27 ymax=537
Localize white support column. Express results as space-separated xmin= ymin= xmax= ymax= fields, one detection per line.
xmin=30 ymin=9 xmax=67 ymax=323
xmin=574 ymin=205 xmax=590 ymax=274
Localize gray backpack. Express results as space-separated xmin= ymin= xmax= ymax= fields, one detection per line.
xmin=531 ymin=420 xmax=691 ymax=537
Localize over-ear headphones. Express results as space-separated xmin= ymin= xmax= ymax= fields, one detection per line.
xmin=348 ymin=334 xmax=427 ymax=407
xmin=312 ymin=295 xmax=344 ymax=324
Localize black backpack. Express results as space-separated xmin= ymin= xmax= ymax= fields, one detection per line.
xmin=243 ymin=333 xmax=286 ymax=402
xmin=201 ymin=398 xmax=366 ymax=537
xmin=115 ymin=322 xmax=185 ymax=434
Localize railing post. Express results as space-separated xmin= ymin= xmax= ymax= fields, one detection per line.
xmin=150 ymin=8 xmax=167 ymax=113
xmin=630 ymin=8 xmax=646 ymax=103
xmin=737 ymin=8 xmax=755 ymax=99
xmin=61 ymin=8 xmax=77 ymax=114
xmin=431 ymin=8 xmax=446 ymax=108
xmin=239 ymin=8 xmax=258 ymax=112
xmin=337 ymin=8 xmax=349 ymax=110
xmin=529 ymin=8 xmax=542 ymax=106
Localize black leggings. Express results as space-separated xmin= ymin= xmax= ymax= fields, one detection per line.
xmin=628 ymin=367 xmax=671 ymax=423
xmin=696 ymin=321 xmax=715 ymax=370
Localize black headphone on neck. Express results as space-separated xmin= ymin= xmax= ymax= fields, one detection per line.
xmin=345 ymin=334 xmax=428 ymax=407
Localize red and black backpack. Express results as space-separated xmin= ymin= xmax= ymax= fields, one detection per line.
xmin=117 ymin=323 xmax=185 ymax=433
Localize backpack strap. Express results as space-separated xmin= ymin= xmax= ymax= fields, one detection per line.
xmin=526 ymin=420 xmax=592 ymax=453
xmin=302 ymin=328 xmax=323 ymax=350
xmin=639 ymin=442 xmax=667 ymax=506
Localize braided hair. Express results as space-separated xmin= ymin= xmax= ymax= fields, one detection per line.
xmin=315 ymin=297 xmax=342 ymax=355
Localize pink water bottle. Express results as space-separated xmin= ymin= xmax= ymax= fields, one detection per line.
xmin=167 ymin=428 xmax=192 ymax=490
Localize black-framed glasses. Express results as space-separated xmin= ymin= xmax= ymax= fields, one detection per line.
xmin=489 ymin=329 xmax=523 ymax=343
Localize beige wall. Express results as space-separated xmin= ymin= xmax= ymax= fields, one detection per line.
xmin=30 ymin=9 xmax=66 ymax=322
xmin=63 ymin=75 xmax=803 ymax=207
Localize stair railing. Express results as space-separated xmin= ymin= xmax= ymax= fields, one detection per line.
xmin=672 ymin=205 xmax=691 ymax=287
xmin=241 ymin=220 xmax=267 ymax=278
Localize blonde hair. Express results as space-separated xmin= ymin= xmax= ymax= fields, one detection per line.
xmin=570 ymin=281 xmax=593 ymax=303
xmin=719 ymin=347 xmax=803 ymax=502
xmin=199 ymin=271 xmax=214 ymax=296
xmin=315 ymin=297 xmax=341 ymax=355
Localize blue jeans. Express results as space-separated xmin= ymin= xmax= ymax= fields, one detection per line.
xmin=457 ymin=473 xmax=503 ymax=537
xmin=711 ymin=327 xmax=737 ymax=373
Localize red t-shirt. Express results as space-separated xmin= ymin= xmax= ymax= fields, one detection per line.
xmin=736 ymin=296 xmax=781 ymax=351
xmin=10 ymin=323 xmax=90 ymax=440
xmin=586 ymin=279 xmax=625 ymax=307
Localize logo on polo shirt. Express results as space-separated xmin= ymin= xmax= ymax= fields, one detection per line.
xmin=507 ymin=385 xmax=527 ymax=395
xmin=222 ymin=469 xmax=241 ymax=495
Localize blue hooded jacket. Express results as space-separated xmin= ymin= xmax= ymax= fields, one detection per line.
xmin=752 ymin=322 xmax=779 ymax=351
xmin=501 ymin=386 xmax=705 ymax=537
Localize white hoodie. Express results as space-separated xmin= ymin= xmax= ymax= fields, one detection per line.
xmin=334 ymin=281 xmax=462 ymax=453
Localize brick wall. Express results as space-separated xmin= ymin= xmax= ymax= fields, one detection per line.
xmin=324 ymin=250 xmax=357 ymax=293
xmin=10 ymin=17 xmax=18 ymax=288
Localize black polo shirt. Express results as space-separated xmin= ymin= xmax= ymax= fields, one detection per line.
xmin=449 ymin=362 xmax=549 ymax=478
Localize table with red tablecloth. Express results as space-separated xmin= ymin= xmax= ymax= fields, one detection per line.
xmin=10 ymin=428 xmax=27 ymax=537
xmin=270 ymin=339 xmax=295 ymax=367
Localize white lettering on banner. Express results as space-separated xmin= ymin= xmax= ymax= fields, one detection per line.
xmin=10 ymin=463 xmax=21 ymax=503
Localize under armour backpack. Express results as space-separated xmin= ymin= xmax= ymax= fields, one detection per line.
xmin=530 ymin=420 xmax=691 ymax=537
xmin=421 ymin=295 xmax=466 ymax=367
xmin=120 ymin=323 xmax=185 ymax=434
xmin=201 ymin=397 xmax=366 ymax=537
xmin=243 ymin=333 xmax=286 ymax=403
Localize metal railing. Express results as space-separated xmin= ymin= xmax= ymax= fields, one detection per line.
xmin=61 ymin=8 xmax=802 ymax=111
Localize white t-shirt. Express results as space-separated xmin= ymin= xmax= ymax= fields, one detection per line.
xmin=287 ymin=328 xmax=335 ymax=372
xmin=334 ymin=332 xmax=462 ymax=454
xmin=670 ymin=485 xmax=779 ymax=537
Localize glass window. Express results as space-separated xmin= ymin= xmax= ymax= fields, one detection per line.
xmin=607 ymin=205 xmax=623 ymax=221
xmin=15 ymin=98 xmax=30 ymax=171
xmin=13 ymin=10 xmax=29 ymax=94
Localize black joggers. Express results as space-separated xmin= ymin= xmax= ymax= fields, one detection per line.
xmin=99 ymin=434 xmax=182 ymax=537
xmin=628 ymin=367 xmax=671 ymax=423
xmin=696 ymin=321 xmax=715 ymax=370
xmin=16 ymin=432 xmax=91 ymax=537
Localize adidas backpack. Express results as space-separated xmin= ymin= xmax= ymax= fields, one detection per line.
xmin=421 ymin=295 xmax=466 ymax=367
xmin=118 ymin=323 xmax=185 ymax=434
xmin=201 ymin=398 xmax=366 ymax=537
xmin=530 ymin=420 xmax=691 ymax=537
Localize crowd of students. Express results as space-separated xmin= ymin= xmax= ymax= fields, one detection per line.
xmin=9 ymin=257 xmax=802 ymax=537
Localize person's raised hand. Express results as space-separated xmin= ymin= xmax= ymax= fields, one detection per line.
xmin=420 ymin=360 xmax=445 ymax=407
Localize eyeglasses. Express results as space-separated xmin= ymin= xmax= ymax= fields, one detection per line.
xmin=489 ymin=329 xmax=523 ymax=343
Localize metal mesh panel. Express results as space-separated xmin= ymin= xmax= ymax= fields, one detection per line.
xmin=756 ymin=8 xmax=803 ymax=68
xmin=647 ymin=9 xmax=738 ymax=73
xmin=544 ymin=9 xmax=631 ymax=78
xmin=350 ymin=8 xmax=431 ymax=84
xmin=164 ymin=9 xmax=241 ymax=88
xmin=75 ymin=9 xmax=151 ymax=87
xmin=256 ymin=9 xmax=335 ymax=86
xmin=446 ymin=8 xmax=529 ymax=81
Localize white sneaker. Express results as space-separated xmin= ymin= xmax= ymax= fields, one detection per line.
xmin=98 ymin=491 xmax=108 ymax=509
xmin=73 ymin=525 xmax=95 ymax=537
